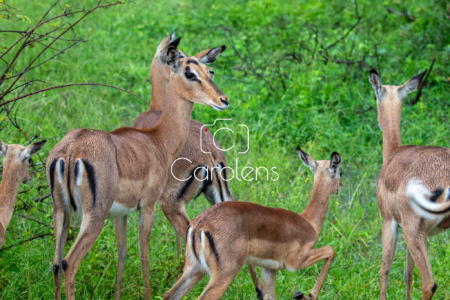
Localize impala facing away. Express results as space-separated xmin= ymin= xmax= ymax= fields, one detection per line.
xmin=164 ymin=147 xmax=343 ymax=300
xmin=47 ymin=38 xmax=229 ymax=300
xmin=133 ymin=31 xmax=263 ymax=298
xmin=0 ymin=140 xmax=46 ymax=248
xmin=368 ymin=69 xmax=450 ymax=300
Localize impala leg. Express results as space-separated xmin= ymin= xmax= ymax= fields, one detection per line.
xmin=138 ymin=200 xmax=158 ymax=300
xmin=163 ymin=257 xmax=205 ymax=300
xmin=403 ymin=227 xmax=436 ymax=300
xmin=196 ymin=267 xmax=242 ymax=300
xmin=52 ymin=202 xmax=70 ymax=300
xmin=114 ymin=216 xmax=127 ymax=300
xmin=404 ymin=248 xmax=415 ymax=300
xmin=63 ymin=213 xmax=107 ymax=300
xmin=287 ymin=245 xmax=335 ymax=300
xmin=248 ymin=265 xmax=263 ymax=299
xmin=159 ymin=196 xmax=190 ymax=257
xmin=261 ymin=268 xmax=277 ymax=300
xmin=379 ymin=219 xmax=398 ymax=300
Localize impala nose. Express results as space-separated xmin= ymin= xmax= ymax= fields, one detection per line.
xmin=220 ymin=97 xmax=229 ymax=106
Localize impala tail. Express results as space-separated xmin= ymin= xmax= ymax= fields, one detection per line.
xmin=407 ymin=178 xmax=450 ymax=220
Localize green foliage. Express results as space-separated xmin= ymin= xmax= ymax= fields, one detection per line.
xmin=0 ymin=0 xmax=449 ymax=299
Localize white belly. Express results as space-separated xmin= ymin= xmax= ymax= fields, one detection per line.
xmin=107 ymin=201 xmax=138 ymax=219
xmin=245 ymin=255 xmax=285 ymax=270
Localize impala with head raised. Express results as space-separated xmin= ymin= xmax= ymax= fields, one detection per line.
xmin=133 ymin=31 xmax=263 ymax=298
xmin=163 ymin=147 xmax=343 ymax=300
xmin=368 ymin=69 xmax=450 ymax=300
xmin=0 ymin=140 xmax=46 ymax=248
xmin=47 ymin=37 xmax=229 ymax=300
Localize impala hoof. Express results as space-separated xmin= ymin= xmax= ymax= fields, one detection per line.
xmin=256 ymin=287 xmax=263 ymax=299
xmin=292 ymin=291 xmax=304 ymax=299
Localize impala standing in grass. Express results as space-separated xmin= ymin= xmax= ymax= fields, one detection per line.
xmin=47 ymin=37 xmax=229 ymax=300
xmin=164 ymin=147 xmax=343 ymax=300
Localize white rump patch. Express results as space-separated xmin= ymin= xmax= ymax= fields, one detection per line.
xmin=75 ymin=159 xmax=83 ymax=186
xmin=198 ymin=230 xmax=210 ymax=274
xmin=57 ymin=159 xmax=64 ymax=185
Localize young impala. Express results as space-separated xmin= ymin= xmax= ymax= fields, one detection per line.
xmin=0 ymin=140 xmax=46 ymax=248
xmin=368 ymin=69 xmax=449 ymax=300
xmin=47 ymin=38 xmax=229 ymax=300
xmin=164 ymin=147 xmax=343 ymax=300
xmin=133 ymin=31 xmax=263 ymax=298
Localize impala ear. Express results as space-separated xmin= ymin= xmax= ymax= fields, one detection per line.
xmin=369 ymin=69 xmax=386 ymax=101
xmin=329 ymin=152 xmax=342 ymax=174
xmin=158 ymin=36 xmax=182 ymax=66
xmin=398 ymin=70 xmax=427 ymax=100
xmin=194 ymin=45 xmax=226 ymax=64
xmin=297 ymin=147 xmax=318 ymax=175
xmin=22 ymin=140 xmax=46 ymax=161
xmin=0 ymin=140 xmax=7 ymax=157
xmin=164 ymin=37 xmax=182 ymax=71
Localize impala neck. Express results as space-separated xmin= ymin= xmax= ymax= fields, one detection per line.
xmin=0 ymin=164 xmax=20 ymax=231
xmin=381 ymin=120 xmax=401 ymax=164
xmin=148 ymin=59 xmax=169 ymax=111
xmin=300 ymin=180 xmax=332 ymax=234
xmin=378 ymin=102 xmax=402 ymax=164
xmin=152 ymin=78 xmax=194 ymax=165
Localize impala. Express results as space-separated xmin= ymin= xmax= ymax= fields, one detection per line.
xmin=0 ymin=139 xmax=46 ymax=248
xmin=368 ymin=69 xmax=448 ymax=299
xmin=133 ymin=31 xmax=263 ymax=298
xmin=164 ymin=147 xmax=343 ymax=300
xmin=47 ymin=37 xmax=229 ymax=300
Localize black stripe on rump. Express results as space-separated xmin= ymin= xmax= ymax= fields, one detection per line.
xmin=82 ymin=159 xmax=97 ymax=206
xmin=219 ymin=162 xmax=231 ymax=197
xmin=205 ymin=231 xmax=220 ymax=263
xmin=192 ymin=228 xmax=198 ymax=260
xmin=178 ymin=164 xmax=204 ymax=200
xmin=49 ymin=159 xmax=57 ymax=197
xmin=430 ymin=188 xmax=444 ymax=202
xmin=67 ymin=154 xmax=76 ymax=211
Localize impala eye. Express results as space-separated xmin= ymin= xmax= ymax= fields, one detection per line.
xmin=209 ymin=70 xmax=214 ymax=75
xmin=185 ymin=72 xmax=195 ymax=79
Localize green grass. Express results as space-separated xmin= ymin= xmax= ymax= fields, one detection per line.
xmin=1 ymin=0 xmax=450 ymax=298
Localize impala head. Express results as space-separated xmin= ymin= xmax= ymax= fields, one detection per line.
xmin=297 ymin=147 xmax=343 ymax=194
xmin=0 ymin=140 xmax=46 ymax=184
xmin=369 ymin=69 xmax=427 ymax=132
xmin=151 ymin=30 xmax=227 ymax=110
xmin=164 ymin=38 xmax=229 ymax=111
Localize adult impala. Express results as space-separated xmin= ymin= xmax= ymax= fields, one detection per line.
xmin=368 ymin=69 xmax=450 ymax=299
xmin=0 ymin=140 xmax=46 ymax=248
xmin=164 ymin=147 xmax=343 ymax=300
xmin=133 ymin=31 xmax=263 ymax=298
xmin=47 ymin=37 xmax=229 ymax=300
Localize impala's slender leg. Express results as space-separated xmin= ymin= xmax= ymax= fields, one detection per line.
xmin=114 ymin=216 xmax=127 ymax=300
xmin=196 ymin=267 xmax=242 ymax=300
xmin=287 ymin=245 xmax=335 ymax=300
xmin=163 ymin=256 xmax=206 ymax=300
xmin=63 ymin=213 xmax=108 ymax=300
xmin=52 ymin=194 xmax=70 ymax=300
xmin=248 ymin=265 xmax=263 ymax=299
xmin=138 ymin=187 xmax=161 ymax=300
xmin=403 ymin=225 xmax=436 ymax=300
xmin=261 ymin=268 xmax=277 ymax=300
xmin=379 ymin=219 xmax=398 ymax=300
xmin=159 ymin=195 xmax=190 ymax=256
xmin=404 ymin=248 xmax=415 ymax=300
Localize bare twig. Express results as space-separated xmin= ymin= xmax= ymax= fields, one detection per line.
xmin=17 ymin=214 xmax=51 ymax=227
xmin=0 ymin=233 xmax=52 ymax=252
xmin=0 ymin=83 xmax=148 ymax=107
